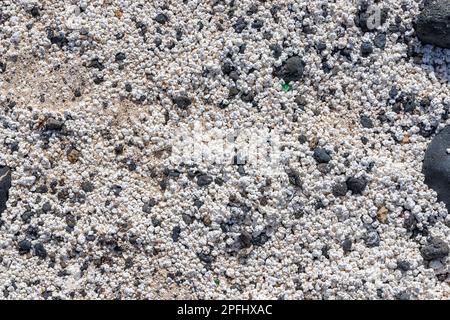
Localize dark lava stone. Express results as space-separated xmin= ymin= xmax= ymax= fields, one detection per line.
xmin=81 ymin=181 xmax=94 ymax=193
xmin=295 ymin=96 xmax=307 ymax=108
xmin=389 ymin=86 xmax=399 ymax=99
xmin=420 ymin=238 xmax=449 ymax=260
xmin=222 ymin=62 xmax=235 ymax=76
xmin=171 ymin=226 xmax=181 ymax=242
xmin=175 ymin=28 xmax=183 ymax=41
xmin=125 ymin=83 xmax=132 ymax=92
xmin=115 ymin=52 xmax=126 ymax=62
xmin=252 ymin=232 xmax=270 ymax=246
xmin=332 ymin=182 xmax=348 ymax=197
xmin=197 ymin=252 xmax=213 ymax=264
xmin=214 ymin=177 xmax=224 ymax=186
xmin=164 ymin=169 xmax=180 ymax=178
xmin=415 ymin=0 xmax=450 ymax=49
xmin=286 ymin=169 xmax=302 ymax=188
xmin=316 ymin=41 xmax=327 ymax=52
xmin=111 ymin=185 xmax=122 ymax=196
xmin=273 ymin=56 xmax=305 ymax=83
xmin=194 ymin=199 xmax=204 ymax=208
xmin=251 ymin=19 xmax=264 ymax=30
xmin=233 ymin=17 xmax=248 ymax=33
xmin=397 ymin=260 xmax=411 ymax=272
xmin=88 ymin=58 xmax=105 ymax=71
xmin=360 ymin=115 xmax=374 ymax=128
xmin=26 ymin=226 xmax=39 ymax=240
xmin=238 ymin=44 xmax=246 ymax=54
xmin=0 ymin=62 xmax=5 ymax=74
xmin=298 ymin=135 xmax=307 ymax=144
xmin=154 ymin=37 xmax=162 ymax=47
xmin=42 ymin=202 xmax=52 ymax=213
xmin=419 ymin=122 xmax=437 ymax=138
xmin=270 ymin=44 xmax=282 ymax=58
xmin=364 ymin=230 xmax=380 ymax=247
xmin=403 ymin=96 xmax=417 ymax=113
xmin=172 ymin=95 xmax=192 ymax=109
xmin=197 ymin=174 xmax=213 ymax=187
xmin=182 ymin=213 xmax=194 ymax=225
xmin=21 ymin=211 xmax=33 ymax=223
xmin=228 ymin=87 xmax=240 ymax=98
xmin=423 ymin=126 xmax=450 ymax=209
xmin=154 ymin=13 xmax=169 ymax=24
xmin=48 ymin=30 xmax=68 ymax=48
xmin=313 ymin=148 xmax=332 ymax=163
xmin=142 ymin=198 xmax=156 ymax=213
xmin=238 ymin=231 xmax=252 ymax=249
xmin=0 ymin=165 xmax=12 ymax=215
xmin=30 ymin=6 xmax=40 ymax=17
xmin=152 ymin=216 xmax=161 ymax=227
xmin=114 ymin=144 xmax=124 ymax=155
xmin=65 ymin=213 xmax=76 ymax=228
xmin=342 ymin=238 xmax=352 ymax=253
xmin=228 ymin=71 xmax=240 ymax=82
xmin=18 ymin=239 xmax=32 ymax=255
xmin=360 ymin=41 xmax=374 ymax=57
xmin=374 ymin=33 xmax=387 ymax=49
xmin=45 ymin=118 xmax=64 ymax=131
xmin=241 ymin=91 xmax=255 ymax=103
xmin=34 ymin=243 xmax=47 ymax=259
xmin=346 ymin=176 xmax=368 ymax=194
xmin=93 ymin=75 xmax=104 ymax=84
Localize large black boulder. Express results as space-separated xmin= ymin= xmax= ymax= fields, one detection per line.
xmin=0 ymin=165 xmax=12 ymax=215
xmin=415 ymin=0 xmax=450 ymax=49
xmin=423 ymin=125 xmax=450 ymax=209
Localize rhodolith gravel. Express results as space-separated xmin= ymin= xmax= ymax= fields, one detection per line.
xmin=0 ymin=0 xmax=449 ymax=299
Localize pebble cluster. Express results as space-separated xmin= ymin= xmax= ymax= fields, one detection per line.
xmin=0 ymin=0 xmax=449 ymax=300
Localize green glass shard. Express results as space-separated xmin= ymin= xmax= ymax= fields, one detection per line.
xmin=282 ymin=83 xmax=291 ymax=92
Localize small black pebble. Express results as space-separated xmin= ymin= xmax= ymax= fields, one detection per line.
xmin=0 ymin=62 xmax=6 ymax=74
xmin=197 ymin=174 xmax=213 ymax=187
xmin=30 ymin=6 xmax=40 ymax=18
xmin=172 ymin=95 xmax=192 ymax=109
xmin=172 ymin=226 xmax=181 ymax=242
xmin=342 ymin=238 xmax=352 ymax=253
xmin=332 ymin=182 xmax=348 ymax=197
xmin=81 ymin=181 xmax=94 ymax=193
xmin=360 ymin=115 xmax=374 ymax=128
xmin=34 ymin=243 xmax=47 ymax=259
xmin=115 ymin=52 xmax=126 ymax=62
xmin=361 ymin=41 xmax=374 ymax=57
xmin=155 ymin=13 xmax=168 ymax=24
xmin=313 ymin=148 xmax=332 ymax=163
xmin=346 ymin=176 xmax=368 ymax=194
xmin=397 ymin=260 xmax=411 ymax=272
xmin=374 ymin=33 xmax=387 ymax=49
xmin=298 ymin=135 xmax=307 ymax=144
xmin=18 ymin=239 xmax=32 ymax=255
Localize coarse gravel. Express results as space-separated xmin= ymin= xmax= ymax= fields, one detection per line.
xmin=0 ymin=0 xmax=449 ymax=300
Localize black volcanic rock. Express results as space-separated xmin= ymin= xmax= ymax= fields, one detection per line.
xmin=273 ymin=56 xmax=305 ymax=83
xmin=420 ymin=238 xmax=449 ymax=260
xmin=0 ymin=165 xmax=12 ymax=215
xmin=415 ymin=0 xmax=450 ymax=49
xmin=423 ymin=125 xmax=450 ymax=209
